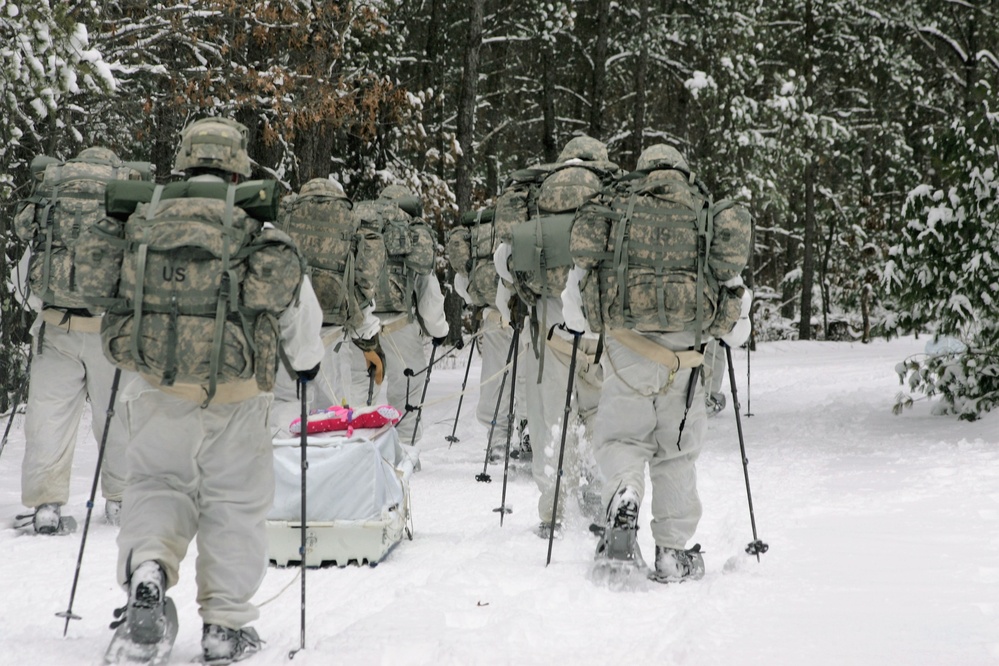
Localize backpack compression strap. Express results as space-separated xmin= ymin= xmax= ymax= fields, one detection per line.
xmin=204 ymin=183 xmax=240 ymax=406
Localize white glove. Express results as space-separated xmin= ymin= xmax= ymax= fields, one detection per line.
xmin=560 ymin=265 xmax=591 ymax=335
xmin=495 ymin=279 xmax=513 ymax=325
xmin=720 ymin=287 xmax=753 ymax=348
xmin=493 ymin=242 xmax=515 ymax=283
xmin=453 ymin=272 xmax=472 ymax=304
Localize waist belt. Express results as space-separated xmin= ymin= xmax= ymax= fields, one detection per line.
xmin=140 ymin=374 xmax=260 ymax=405
xmin=41 ymin=308 xmax=103 ymax=334
xmin=608 ymin=328 xmax=703 ymax=372
xmin=544 ymin=334 xmax=597 ymax=375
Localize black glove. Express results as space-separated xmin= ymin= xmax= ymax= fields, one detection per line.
xmin=296 ymin=363 xmax=320 ymax=383
xmin=432 ymin=335 xmax=447 ymax=347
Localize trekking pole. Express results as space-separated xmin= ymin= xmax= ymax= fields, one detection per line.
xmin=745 ymin=330 xmax=754 ymax=417
xmin=289 ymin=377 xmax=309 ymax=659
xmin=56 ymin=367 xmax=122 ymax=635
xmin=366 ymin=367 xmax=375 ymax=406
xmin=546 ymin=330 xmax=580 ymax=565
xmin=446 ymin=340 xmax=476 ymax=447
xmin=476 ymin=324 xmax=519 ymax=483
xmin=722 ymin=341 xmax=768 ymax=561
xmin=407 ymin=340 xmax=441 ymax=448
xmin=494 ymin=317 xmax=525 ymax=525
xmin=0 ymin=347 xmax=33 ymax=462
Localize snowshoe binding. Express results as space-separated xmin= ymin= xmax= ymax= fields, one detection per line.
xmin=648 ymin=544 xmax=705 ymax=584
xmin=510 ymin=420 xmax=532 ymax=463
xmin=15 ymin=503 xmax=77 ymax=535
xmin=104 ymin=561 xmax=178 ymax=665
xmin=589 ymin=486 xmax=648 ymax=589
xmin=201 ymin=623 xmax=263 ymax=665
xmin=706 ymin=392 xmax=726 ymax=417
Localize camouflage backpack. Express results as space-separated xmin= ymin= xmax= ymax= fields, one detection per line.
xmin=445 ymin=207 xmax=498 ymax=308
xmin=570 ymin=160 xmax=752 ymax=345
xmin=99 ymin=181 xmax=304 ymax=404
xmin=13 ymin=148 xmax=153 ymax=311
xmin=278 ymin=178 xmax=385 ymax=329
xmin=506 ymin=162 xmax=618 ymax=306
xmin=354 ymin=187 xmax=435 ymax=315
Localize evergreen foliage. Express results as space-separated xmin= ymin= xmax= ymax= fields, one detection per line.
xmin=1 ymin=0 xmax=998 ymax=417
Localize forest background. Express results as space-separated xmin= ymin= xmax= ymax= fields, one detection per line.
xmin=2 ymin=0 xmax=998 ymax=418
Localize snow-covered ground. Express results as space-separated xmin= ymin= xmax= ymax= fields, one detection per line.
xmin=1 ymin=335 xmax=997 ymax=665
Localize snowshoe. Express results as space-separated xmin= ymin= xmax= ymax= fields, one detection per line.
xmin=201 ymin=624 xmax=263 ymax=665
xmin=103 ymin=598 xmax=178 ymax=665
xmin=648 ymin=544 xmax=705 ymax=584
xmin=706 ymin=392 xmax=726 ymax=417
xmin=588 ymin=487 xmax=648 ymax=589
xmin=534 ymin=520 xmax=563 ymax=540
xmin=15 ymin=503 xmax=77 ymax=535
xmin=104 ymin=561 xmax=178 ymax=665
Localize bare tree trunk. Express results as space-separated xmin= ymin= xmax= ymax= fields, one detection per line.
xmin=630 ymin=0 xmax=650 ymax=167
xmin=421 ymin=0 xmax=446 ymax=180
xmin=798 ymin=159 xmax=817 ymax=341
xmin=454 ymin=0 xmax=483 ymax=215
xmin=449 ymin=0 xmax=484 ymax=341
xmin=588 ymin=0 xmax=610 ymax=138
xmin=541 ymin=40 xmax=558 ymax=163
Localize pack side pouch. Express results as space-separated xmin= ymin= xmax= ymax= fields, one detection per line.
xmin=253 ymin=311 xmax=280 ymax=392
xmin=569 ymin=201 xmax=615 ymax=271
xmin=707 ymin=285 xmax=745 ymax=338
xmin=243 ymin=228 xmax=303 ymax=313
xmin=13 ymin=201 xmax=38 ymax=242
xmin=403 ymin=221 xmax=436 ymax=275
xmin=709 ymin=201 xmax=753 ymax=282
xmin=382 ymin=219 xmax=413 ymax=257
xmin=445 ymin=227 xmax=473 ymax=275
xmin=353 ymin=229 xmax=387 ymax=307
xmin=467 ymin=261 xmax=499 ymax=308
xmin=72 ymin=215 xmax=127 ymax=310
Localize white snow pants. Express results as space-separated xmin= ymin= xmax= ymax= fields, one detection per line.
xmin=594 ymin=334 xmax=707 ymax=550
xmin=350 ymin=320 xmax=427 ymax=446
xmin=522 ymin=332 xmax=602 ymax=523
xmin=702 ymin=339 xmax=727 ymax=396
xmin=21 ymin=322 xmax=128 ymax=507
xmin=116 ymin=380 xmax=275 ymax=629
xmin=475 ymin=308 xmax=526 ymax=453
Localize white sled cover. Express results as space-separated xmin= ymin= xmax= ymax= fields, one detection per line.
xmin=268 ymin=427 xmax=411 ymax=566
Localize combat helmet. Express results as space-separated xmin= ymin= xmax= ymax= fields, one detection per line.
xmin=557 ymin=136 xmax=608 ymax=163
xmin=636 ymin=144 xmax=689 ymax=173
xmin=75 ymin=146 xmax=120 ymax=164
xmin=174 ymin=117 xmax=252 ymax=177
xmin=300 ymin=177 xmax=346 ymax=198
xmin=379 ymin=184 xmax=413 ymax=200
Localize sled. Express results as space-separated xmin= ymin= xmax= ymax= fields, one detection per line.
xmin=268 ymin=425 xmax=412 ymax=568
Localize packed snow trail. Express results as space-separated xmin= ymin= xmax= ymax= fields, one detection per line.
xmin=1 ymin=336 xmax=996 ymax=665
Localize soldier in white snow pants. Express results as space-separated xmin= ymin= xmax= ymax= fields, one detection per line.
xmin=21 ymin=314 xmax=128 ymax=512
xmin=116 ymin=386 xmax=275 ymax=628
xmin=350 ymin=318 xmax=431 ymax=445
xmin=592 ymin=332 xmax=707 ymax=550
xmin=350 ymin=272 xmax=449 ymax=455
xmin=519 ymin=297 xmax=602 ymax=527
xmin=475 ymin=307 xmax=527 ymax=458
